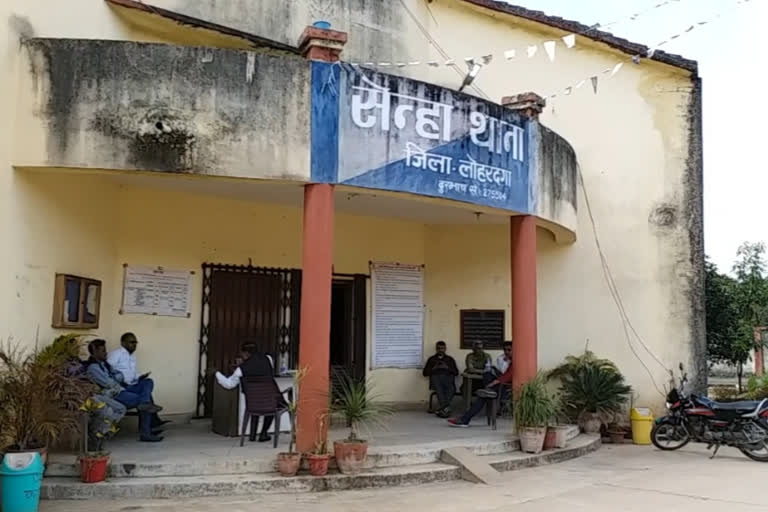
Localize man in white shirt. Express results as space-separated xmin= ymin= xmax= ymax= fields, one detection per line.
xmin=495 ymin=341 xmax=512 ymax=375
xmin=108 ymin=332 xmax=169 ymax=430
xmin=216 ymin=343 xmax=280 ymax=443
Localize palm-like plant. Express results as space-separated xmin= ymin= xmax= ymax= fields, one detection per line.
xmin=0 ymin=337 xmax=94 ymax=451
xmin=330 ymin=376 xmax=392 ymax=442
xmin=560 ymin=364 xmax=631 ymax=423
xmin=547 ymin=349 xmax=619 ymax=381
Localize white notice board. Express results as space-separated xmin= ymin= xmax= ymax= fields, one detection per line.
xmin=120 ymin=265 xmax=193 ymax=318
xmin=371 ymin=262 xmax=424 ymax=369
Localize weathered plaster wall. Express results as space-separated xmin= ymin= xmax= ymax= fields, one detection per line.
xmin=18 ymin=39 xmax=311 ymax=180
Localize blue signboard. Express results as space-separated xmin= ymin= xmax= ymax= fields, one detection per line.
xmin=310 ymin=62 xmax=533 ymax=213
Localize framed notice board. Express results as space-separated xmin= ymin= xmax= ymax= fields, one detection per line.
xmin=460 ymin=309 xmax=505 ymax=350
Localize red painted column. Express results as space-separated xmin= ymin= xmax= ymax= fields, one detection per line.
xmin=296 ymin=183 xmax=334 ymax=453
xmin=511 ymin=215 xmax=538 ymax=391
xmin=295 ymin=23 xmax=346 ymax=453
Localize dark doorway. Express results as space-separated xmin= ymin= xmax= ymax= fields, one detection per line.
xmin=330 ymin=276 xmax=367 ymax=395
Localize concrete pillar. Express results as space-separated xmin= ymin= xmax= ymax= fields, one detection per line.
xmin=296 ymin=184 xmax=335 ymax=453
xmin=510 ymin=215 xmax=538 ymax=391
xmin=295 ymin=22 xmax=346 ymax=453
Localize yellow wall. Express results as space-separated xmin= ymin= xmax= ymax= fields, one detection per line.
xmin=11 ymin=170 xmax=521 ymax=412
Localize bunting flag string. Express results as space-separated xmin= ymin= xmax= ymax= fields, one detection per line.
xmin=348 ymin=0 xmax=689 ymax=70
xmin=541 ymin=0 xmax=753 ymax=103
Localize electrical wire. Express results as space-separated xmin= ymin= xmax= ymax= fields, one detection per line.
xmin=578 ymin=164 xmax=670 ymax=397
xmin=398 ymin=0 xmax=492 ymax=100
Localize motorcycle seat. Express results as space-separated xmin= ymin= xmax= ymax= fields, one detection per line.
xmin=709 ymin=400 xmax=762 ymax=412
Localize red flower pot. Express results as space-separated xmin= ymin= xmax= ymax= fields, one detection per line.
xmin=543 ymin=428 xmax=558 ymax=450
xmin=305 ymin=453 xmax=330 ymax=476
xmin=79 ymin=456 xmax=109 ymax=483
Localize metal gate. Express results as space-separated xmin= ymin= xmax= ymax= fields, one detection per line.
xmin=196 ymin=263 xmax=301 ymax=417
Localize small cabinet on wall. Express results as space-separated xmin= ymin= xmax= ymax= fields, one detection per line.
xmin=52 ymin=274 xmax=102 ymax=329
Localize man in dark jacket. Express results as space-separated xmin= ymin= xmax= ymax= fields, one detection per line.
xmin=423 ymin=341 xmax=459 ymax=417
xmin=215 ymin=342 xmax=283 ymax=442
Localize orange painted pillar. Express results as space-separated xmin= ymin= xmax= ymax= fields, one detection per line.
xmin=296 ymin=183 xmax=334 ymax=453
xmin=511 ymin=215 xmax=538 ymax=391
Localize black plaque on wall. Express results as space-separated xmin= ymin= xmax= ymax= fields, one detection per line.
xmin=460 ymin=309 xmax=505 ymax=350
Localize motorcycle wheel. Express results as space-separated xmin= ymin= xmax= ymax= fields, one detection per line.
xmin=739 ymin=442 xmax=768 ymax=462
xmin=651 ymin=420 xmax=690 ymax=451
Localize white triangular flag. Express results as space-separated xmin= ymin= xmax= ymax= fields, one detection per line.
xmin=565 ymin=86 xmax=572 ymax=95
xmin=562 ymin=34 xmax=576 ymax=48
xmin=527 ymin=45 xmax=538 ymax=58
xmin=609 ymin=62 xmax=624 ymax=77
xmin=543 ymin=41 xmax=556 ymax=62
xmin=575 ymin=79 xmax=586 ymax=89
xmin=590 ymin=76 xmax=598 ymax=94
xmin=504 ymin=49 xmax=516 ymax=60
xmin=646 ymin=48 xmax=656 ymax=58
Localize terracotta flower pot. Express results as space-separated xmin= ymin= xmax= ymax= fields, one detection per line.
xmin=543 ymin=428 xmax=558 ymax=450
xmin=518 ymin=426 xmax=547 ymax=454
xmin=306 ymin=453 xmax=330 ymax=476
xmin=276 ymin=452 xmax=301 ymax=477
xmin=334 ymin=440 xmax=368 ymax=475
xmin=79 ymin=455 xmax=109 ymax=483
xmin=608 ymin=431 xmax=625 ymax=444
xmin=550 ymin=425 xmax=570 ymax=448
xmin=580 ymin=414 xmax=602 ymax=434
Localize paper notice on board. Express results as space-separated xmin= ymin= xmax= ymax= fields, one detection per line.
xmin=371 ymin=262 xmax=424 ymax=369
xmin=121 ymin=265 xmax=192 ymax=318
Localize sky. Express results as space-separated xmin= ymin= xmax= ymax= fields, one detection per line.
xmin=508 ymin=0 xmax=767 ymax=273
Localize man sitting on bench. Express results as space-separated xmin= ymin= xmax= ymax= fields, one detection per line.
xmin=423 ymin=341 xmax=459 ymax=418
xmin=85 ymin=339 xmax=163 ymax=443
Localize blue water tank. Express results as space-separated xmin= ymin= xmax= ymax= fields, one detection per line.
xmin=1 ymin=452 xmax=44 ymax=512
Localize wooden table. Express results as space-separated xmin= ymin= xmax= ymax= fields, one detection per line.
xmin=461 ymin=372 xmax=484 ymax=412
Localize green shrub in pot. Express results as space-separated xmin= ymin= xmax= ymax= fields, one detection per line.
xmin=515 ymin=373 xmax=558 ymax=454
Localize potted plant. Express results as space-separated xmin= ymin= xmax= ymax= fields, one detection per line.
xmin=276 ymin=367 xmax=306 ymax=477
xmin=606 ymin=422 xmax=626 ymax=444
xmin=330 ymin=376 xmax=392 ymax=475
xmin=304 ymin=414 xmax=331 ymax=476
xmin=515 ymin=374 xmax=558 ymax=454
xmin=0 ymin=337 xmax=92 ymax=464
xmin=544 ymin=398 xmax=569 ymax=450
xmin=548 ymin=349 xmax=631 ymax=434
xmin=560 ymin=364 xmax=631 ymax=433
xmin=77 ymin=397 xmax=119 ymax=483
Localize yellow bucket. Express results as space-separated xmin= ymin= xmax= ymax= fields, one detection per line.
xmin=630 ymin=407 xmax=654 ymax=445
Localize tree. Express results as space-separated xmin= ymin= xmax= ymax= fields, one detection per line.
xmin=706 ymin=258 xmax=746 ymax=387
xmin=707 ymin=243 xmax=768 ymax=391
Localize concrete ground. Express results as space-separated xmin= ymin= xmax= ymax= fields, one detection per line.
xmin=41 ymin=443 xmax=768 ymax=511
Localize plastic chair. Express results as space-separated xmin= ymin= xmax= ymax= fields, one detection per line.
xmin=239 ymin=377 xmax=293 ymax=449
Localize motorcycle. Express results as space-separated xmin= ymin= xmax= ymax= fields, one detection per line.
xmin=651 ymin=364 xmax=768 ymax=462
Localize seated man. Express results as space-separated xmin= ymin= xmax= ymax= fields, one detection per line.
xmin=465 ymin=340 xmax=492 ymax=374
xmin=64 ymin=354 xmax=127 ymax=448
xmin=215 ymin=343 xmax=283 ymax=443
xmin=108 ymin=332 xmax=169 ymax=429
xmin=494 ymin=341 xmax=513 ymax=413
xmin=85 ymin=339 xmax=163 ymax=442
xmin=423 ymin=341 xmax=459 ymax=418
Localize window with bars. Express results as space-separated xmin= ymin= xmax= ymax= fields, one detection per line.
xmin=460 ymin=309 xmax=505 ymax=350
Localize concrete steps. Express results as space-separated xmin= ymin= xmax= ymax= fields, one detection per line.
xmin=42 ymin=463 xmax=462 ymax=499
xmin=41 ymin=433 xmax=599 ymax=500
xmin=45 ymin=438 xmax=520 ymax=478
